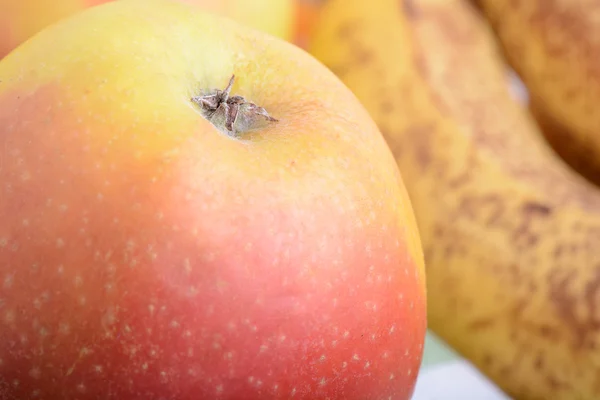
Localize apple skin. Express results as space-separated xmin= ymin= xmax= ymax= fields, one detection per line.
xmin=0 ymin=0 xmax=427 ymax=399
xmin=0 ymin=0 xmax=294 ymax=59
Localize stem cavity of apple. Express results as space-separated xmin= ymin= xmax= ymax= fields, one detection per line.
xmin=192 ymin=75 xmax=279 ymax=138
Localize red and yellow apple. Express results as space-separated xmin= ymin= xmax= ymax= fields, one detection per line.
xmin=0 ymin=0 xmax=295 ymax=59
xmin=0 ymin=0 xmax=427 ymax=399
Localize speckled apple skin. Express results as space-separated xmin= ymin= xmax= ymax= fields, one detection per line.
xmin=0 ymin=1 xmax=427 ymax=399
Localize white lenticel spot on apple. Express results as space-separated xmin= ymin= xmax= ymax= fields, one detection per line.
xmin=352 ymin=354 xmax=360 ymax=361
xmin=389 ymin=325 xmax=396 ymax=334
xmin=319 ymin=377 xmax=327 ymax=387
xmin=0 ymin=237 xmax=7 ymax=248
xmin=33 ymin=297 xmax=42 ymax=310
xmin=183 ymin=259 xmax=192 ymax=274
xmin=187 ymin=286 xmax=200 ymax=297
xmin=389 ymin=373 xmax=395 ymax=380
xmin=58 ymin=322 xmax=70 ymax=334
xmin=29 ymin=367 xmax=41 ymax=379
xmin=159 ymin=371 xmax=168 ymax=383
xmin=20 ymin=171 xmax=31 ymax=181
xmin=31 ymin=389 xmax=40 ymax=397
xmin=3 ymin=273 xmax=14 ymax=288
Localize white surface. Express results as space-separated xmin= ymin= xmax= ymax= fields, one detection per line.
xmin=413 ymin=360 xmax=512 ymax=400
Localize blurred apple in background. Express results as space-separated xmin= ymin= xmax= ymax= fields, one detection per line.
xmin=0 ymin=0 xmax=295 ymax=59
xmin=0 ymin=0 xmax=427 ymax=399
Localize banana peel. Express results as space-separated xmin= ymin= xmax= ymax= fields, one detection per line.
xmin=477 ymin=0 xmax=600 ymax=187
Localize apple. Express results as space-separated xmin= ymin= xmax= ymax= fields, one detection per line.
xmin=0 ymin=0 xmax=295 ymax=59
xmin=0 ymin=0 xmax=427 ymax=399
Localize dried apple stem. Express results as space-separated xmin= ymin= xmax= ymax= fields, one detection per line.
xmin=192 ymin=75 xmax=278 ymax=137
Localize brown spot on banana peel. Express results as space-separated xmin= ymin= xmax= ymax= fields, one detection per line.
xmin=401 ymin=0 xmax=420 ymax=19
xmin=379 ymin=100 xmax=394 ymax=114
xmin=404 ymin=124 xmax=435 ymax=171
xmin=548 ymin=266 xmax=600 ymax=350
xmin=513 ymin=201 xmax=553 ymax=248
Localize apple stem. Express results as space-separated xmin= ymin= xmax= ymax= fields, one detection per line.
xmin=191 ymin=75 xmax=278 ymax=137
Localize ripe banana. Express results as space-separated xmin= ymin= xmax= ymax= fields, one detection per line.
xmin=309 ymin=0 xmax=600 ymax=399
xmin=475 ymin=0 xmax=600 ymax=187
